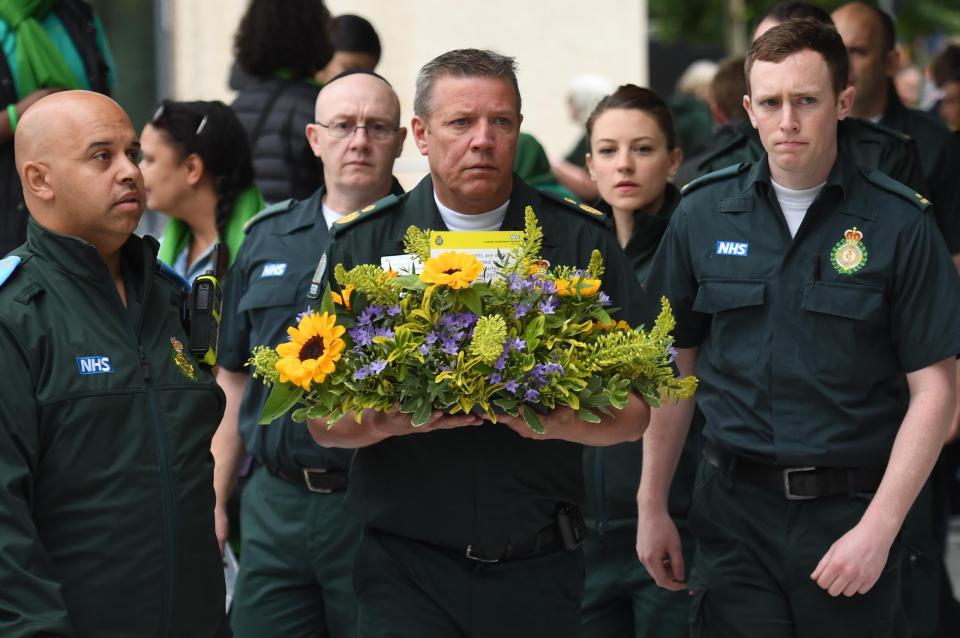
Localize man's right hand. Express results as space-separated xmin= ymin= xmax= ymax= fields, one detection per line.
xmin=215 ymin=504 xmax=229 ymax=554
xmin=636 ymin=507 xmax=687 ymax=591
xmin=364 ymin=408 xmax=483 ymax=438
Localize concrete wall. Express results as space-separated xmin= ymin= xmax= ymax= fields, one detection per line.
xmin=168 ymin=0 xmax=648 ymax=187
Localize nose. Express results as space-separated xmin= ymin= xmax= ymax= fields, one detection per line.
xmin=616 ymin=149 xmax=633 ymax=173
xmin=119 ymin=154 xmax=140 ymax=183
xmin=469 ymin=120 xmax=495 ymax=152
xmin=779 ymin=103 xmax=799 ymax=132
xmin=349 ymin=124 xmax=372 ymax=146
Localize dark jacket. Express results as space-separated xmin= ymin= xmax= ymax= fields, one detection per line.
xmin=231 ymin=77 xmax=324 ymax=204
xmin=0 ymin=221 xmax=229 ymax=637
xmin=0 ymin=0 xmax=112 ymax=257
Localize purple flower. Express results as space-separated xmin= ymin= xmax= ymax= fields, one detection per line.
xmin=539 ymin=296 xmax=558 ymax=315
xmin=530 ymin=364 xmax=548 ymax=386
xmin=425 ymin=331 xmax=439 ymax=345
xmin=418 ymin=344 xmax=431 ymax=356
xmin=504 ymin=379 xmax=520 ymax=394
xmin=524 ymin=388 xmax=540 ymax=402
xmin=373 ymin=327 xmax=395 ymax=339
xmin=540 ymin=280 xmax=558 ymax=295
xmin=597 ymin=292 xmax=611 ymax=307
xmin=295 ymin=307 xmax=312 ymax=323
xmin=441 ymin=338 xmax=460 ymax=356
xmin=510 ymin=338 xmax=526 ymax=351
xmin=354 ymin=365 xmax=370 ymax=380
xmin=349 ymin=326 xmax=373 ymax=346
xmin=489 ymin=373 xmax=502 ymax=384
xmin=494 ymin=354 xmax=507 ymax=370
xmin=668 ymin=346 xmax=678 ymax=363
xmin=358 ymin=305 xmax=384 ymax=326
xmin=513 ymin=302 xmax=531 ymax=319
xmin=544 ymin=362 xmax=564 ymax=377
xmin=369 ymin=359 xmax=387 ymax=375
xmin=387 ymin=304 xmax=401 ymax=317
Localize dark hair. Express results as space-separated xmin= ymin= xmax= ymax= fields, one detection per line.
xmin=711 ymin=56 xmax=747 ymax=122
xmin=585 ymin=84 xmax=679 ymax=151
xmin=149 ymin=100 xmax=256 ymax=265
xmin=234 ymin=0 xmax=334 ymax=79
xmin=931 ymin=44 xmax=960 ymax=88
xmin=746 ymin=18 xmax=849 ymax=97
xmin=756 ymin=1 xmax=832 ymax=28
xmin=414 ymin=49 xmax=520 ymax=118
xmin=332 ymin=14 xmax=381 ymax=63
xmin=870 ymin=5 xmax=897 ymax=54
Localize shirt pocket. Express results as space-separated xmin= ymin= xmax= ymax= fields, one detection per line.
xmin=692 ymin=278 xmax=766 ymax=373
xmin=800 ymin=280 xmax=889 ymax=377
xmin=237 ymin=281 xmax=302 ymax=348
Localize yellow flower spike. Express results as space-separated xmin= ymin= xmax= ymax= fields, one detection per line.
xmin=419 ymin=252 xmax=484 ymax=289
xmin=331 ymin=284 xmax=354 ymax=310
xmin=274 ymin=311 xmax=346 ymax=390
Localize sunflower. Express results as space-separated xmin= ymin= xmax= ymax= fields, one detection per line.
xmin=275 ymin=312 xmax=346 ymax=390
xmin=331 ymin=284 xmax=354 ymax=310
xmin=419 ymin=252 xmax=484 ymax=289
xmin=555 ymin=277 xmax=601 ymax=297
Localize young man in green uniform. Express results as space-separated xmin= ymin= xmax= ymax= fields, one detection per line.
xmin=637 ymin=20 xmax=960 ymax=637
xmin=0 ymin=91 xmax=227 ymax=636
xmin=307 ymin=49 xmax=652 ymax=638
xmin=214 ymin=70 xmax=406 ymax=638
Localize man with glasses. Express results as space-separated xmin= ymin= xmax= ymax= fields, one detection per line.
xmin=214 ymin=69 xmax=405 ymax=638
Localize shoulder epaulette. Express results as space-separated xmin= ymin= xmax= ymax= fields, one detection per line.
xmin=538 ymin=190 xmax=608 ymax=223
xmin=855 ymin=118 xmax=912 ymax=143
xmin=330 ymin=193 xmax=401 ymax=237
xmin=244 ymin=198 xmax=297 ymax=234
xmin=0 ymin=255 xmax=21 ymax=290
xmin=682 ymin=163 xmax=749 ymax=195
xmin=864 ymin=169 xmax=931 ymax=210
xmin=157 ymin=261 xmax=190 ymax=292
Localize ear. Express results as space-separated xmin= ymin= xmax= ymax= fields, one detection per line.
xmin=394 ymin=126 xmax=408 ymax=159
xmin=21 ymin=161 xmax=54 ymax=201
xmin=837 ymin=85 xmax=855 ymax=120
xmin=411 ymin=115 xmax=429 ymax=156
xmin=183 ymin=153 xmax=206 ymax=187
xmin=743 ymin=94 xmax=759 ymax=129
xmin=883 ymin=49 xmax=901 ymax=78
xmin=306 ymin=123 xmax=324 ymax=159
xmin=667 ymin=147 xmax=684 ymax=177
xmin=585 ymin=152 xmax=595 ymax=181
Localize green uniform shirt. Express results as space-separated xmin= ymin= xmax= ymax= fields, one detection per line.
xmin=0 ymin=220 xmax=227 ymax=637
xmin=880 ymin=83 xmax=947 ymax=181
xmin=929 ymin=132 xmax=960 ymax=254
xmin=324 ymin=174 xmax=652 ymax=548
xmin=646 ymin=151 xmax=960 ymax=466
xmin=221 ymin=187 xmax=344 ymax=472
xmin=698 ymin=118 xmax=927 ymax=195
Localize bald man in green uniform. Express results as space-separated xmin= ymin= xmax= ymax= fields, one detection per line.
xmin=637 ymin=20 xmax=960 ymax=638
xmin=307 ymin=49 xmax=653 ymax=638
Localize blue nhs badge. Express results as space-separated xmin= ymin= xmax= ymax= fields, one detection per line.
xmin=76 ymin=356 xmax=113 ymax=375
xmin=715 ymin=241 xmax=749 ymax=257
xmin=261 ymin=263 xmax=287 ymax=278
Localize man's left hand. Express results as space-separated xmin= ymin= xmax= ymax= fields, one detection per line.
xmin=810 ymin=519 xmax=897 ymax=597
xmin=495 ymin=405 xmax=579 ymax=441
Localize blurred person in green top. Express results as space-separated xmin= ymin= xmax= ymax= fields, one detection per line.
xmin=0 ymin=0 xmax=115 ymax=256
xmin=140 ymin=100 xmax=264 ymax=282
xmin=580 ymin=84 xmax=691 ymax=638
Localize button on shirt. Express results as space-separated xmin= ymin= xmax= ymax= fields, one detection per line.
xmin=645 ymin=151 xmax=960 ymax=467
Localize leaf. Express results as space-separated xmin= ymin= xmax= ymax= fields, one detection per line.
xmin=394 ymin=274 xmax=428 ymax=291
xmin=591 ymin=308 xmax=612 ymax=325
xmin=318 ymin=286 xmax=335 ymax=315
xmin=524 ymin=314 xmax=545 ymax=351
xmin=411 ymin=400 xmax=433 ymax=427
xmin=458 ymin=287 xmax=483 ymax=317
xmin=259 ymin=383 xmax=304 ymax=425
xmin=577 ymin=407 xmax=601 ymax=423
xmin=522 ymin=405 xmax=545 ymax=434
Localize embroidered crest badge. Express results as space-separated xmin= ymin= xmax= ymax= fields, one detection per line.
xmin=170 ymin=337 xmax=197 ymax=380
xmin=830 ymin=227 xmax=868 ymax=275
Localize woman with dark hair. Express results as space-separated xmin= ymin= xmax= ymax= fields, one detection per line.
xmin=231 ymin=0 xmax=334 ymax=203
xmin=140 ymin=100 xmax=264 ymax=281
xmin=580 ymin=84 xmax=694 ymax=638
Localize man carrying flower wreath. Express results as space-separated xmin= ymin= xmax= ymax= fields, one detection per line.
xmin=306 ymin=49 xmax=655 ymax=637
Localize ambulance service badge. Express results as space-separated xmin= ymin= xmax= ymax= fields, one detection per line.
xmin=170 ymin=337 xmax=197 ymax=380
xmin=830 ymin=227 xmax=868 ymax=275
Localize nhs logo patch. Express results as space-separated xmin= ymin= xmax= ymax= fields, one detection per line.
xmin=715 ymin=241 xmax=749 ymax=256
xmin=76 ymin=356 xmax=113 ymax=375
xmin=261 ymin=263 xmax=287 ymax=278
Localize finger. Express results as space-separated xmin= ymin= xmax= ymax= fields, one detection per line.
xmin=811 ymin=545 xmax=833 ymax=581
xmin=858 ymin=572 xmax=879 ymax=595
xmin=841 ymin=576 xmax=862 ymax=597
xmin=667 ymin=544 xmax=686 ymax=583
xmin=827 ymin=572 xmax=850 ymax=597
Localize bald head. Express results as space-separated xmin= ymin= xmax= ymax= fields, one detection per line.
xmin=314 ymin=72 xmax=400 ymax=125
xmin=832 ymin=2 xmax=898 ymax=118
xmin=16 ymin=90 xmax=144 ymax=256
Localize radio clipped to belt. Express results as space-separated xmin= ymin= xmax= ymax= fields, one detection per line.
xmin=188 ymin=244 xmax=225 ymax=366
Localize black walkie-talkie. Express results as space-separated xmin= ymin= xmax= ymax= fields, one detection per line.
xmin=189 ymin=244 xmax=225 ymax=366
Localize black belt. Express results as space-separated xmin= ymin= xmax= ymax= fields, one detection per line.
xmin=463 ymin=522 xmax=567 ymax=563
xmin=703 ymin=440 xmax=885 ymax=500
xmin=265 ymin=465 xmax=347 ymax=493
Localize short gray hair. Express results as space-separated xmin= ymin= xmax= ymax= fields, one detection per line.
xmin=413 ymin=49 xmax=521 ymax=119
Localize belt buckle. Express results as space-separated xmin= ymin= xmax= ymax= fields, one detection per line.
xmin=302 ymin=468 xmax=333 ymax=494
xmin=783 ymin=466 xmax=817 ymax=501
xmin=465 ymin=545 xmax=499 ymax=563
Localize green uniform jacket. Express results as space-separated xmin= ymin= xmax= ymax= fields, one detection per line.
xmin=584 ymin=184 xmax=693 ymax=531
xmin=930 ymin=132 xmax=960 ymax=254
xmin=698 ymin=118 xmax=927 ymax=195
xmin=646 ymin=152 xmax=960 ymax=465
xmin=219 ymin=181 xmax=401 ymax=472
xmin=0 ymin=221 xmax=228 ymax=637
xmin=880 ymin=83 xmax=947 ymax=181
xmin=324 ymin=174 xmax=653 ymax=548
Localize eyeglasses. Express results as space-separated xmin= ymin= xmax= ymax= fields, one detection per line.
xmin=316 ymin=119 xmax=399 ymax=140
xmin=151 ymin=102 xmax=208 ymax=136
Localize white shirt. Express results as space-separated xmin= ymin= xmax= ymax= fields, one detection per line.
xmin=321 ymin=201 xmax=346 ymax=230
xmin=434 ymin=191 xmax=509 ymax=231
xmin=770 ymin=179 xmax=825 ymax=238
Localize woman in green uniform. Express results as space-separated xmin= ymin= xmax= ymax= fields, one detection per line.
xmin=580 ymin=84 xmax=695 ymax=638
xmin=140 ymin=100 xmax=264 ymax=281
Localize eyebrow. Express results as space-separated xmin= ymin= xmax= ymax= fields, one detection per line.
xmin=85 ymin=140 xmax=141 ymax=152
xmin=595 ymin=136 xmax=656 ymax=144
